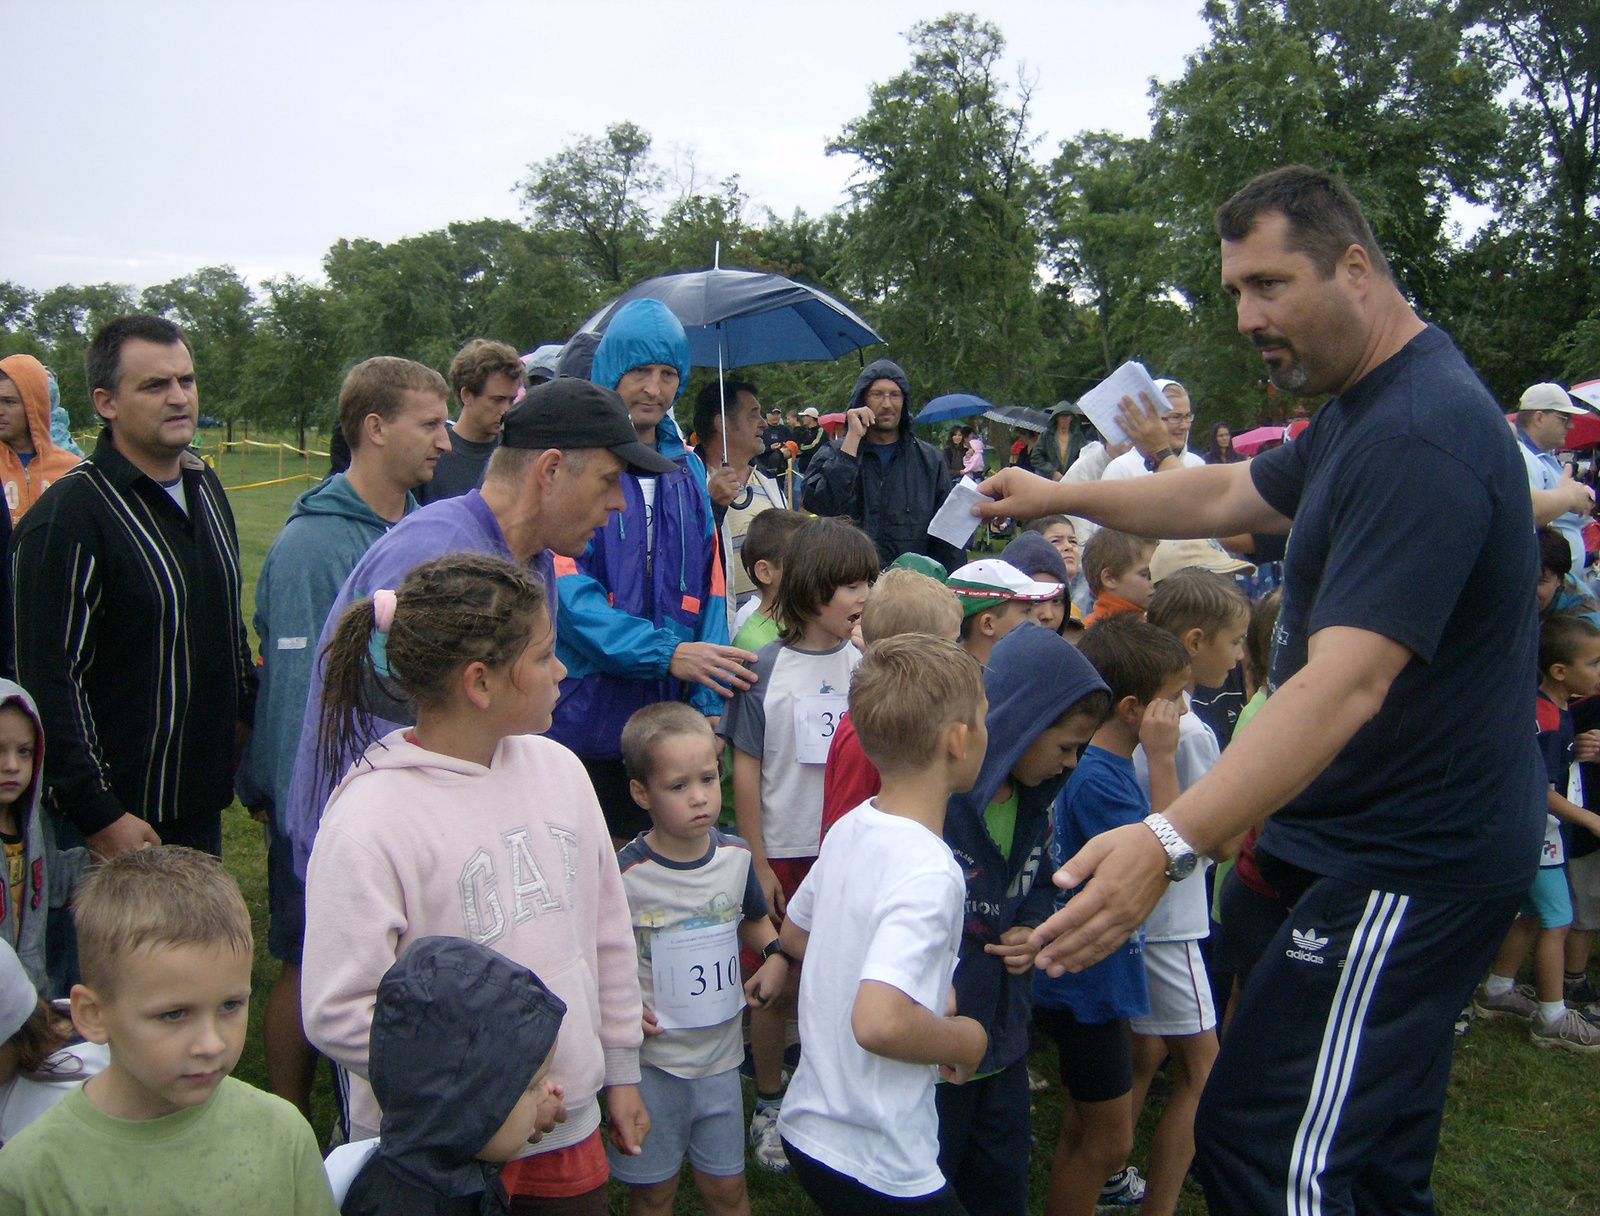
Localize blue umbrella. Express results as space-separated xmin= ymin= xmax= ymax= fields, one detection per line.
xmin=575 ymin=265 xmax=883 ymax=369
xmin=915 ymin=394 xmax=993 ymax=425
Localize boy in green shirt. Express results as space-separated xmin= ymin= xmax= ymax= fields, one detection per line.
xmin=0 ymin=848 xmax=336 ymax=1216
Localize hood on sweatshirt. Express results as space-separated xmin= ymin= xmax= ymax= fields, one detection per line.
xmin=369 ymin=936 xmax=567 ymax=1199
xmin=849 ymin=357 xmax=915 ymax=440
xmin=0 ymin=354 xmax=82 ymax=524
xmin=590 ymin=300 xmax=691 ymax=405
xmin=1001 ymin=531 xmax=1070 ymax=585
xmin=0 ymin=356 xmax=54 ymax=459
xmin=0 ymin=678 xmax=45 ymax=836
xmin=964 ymin=622 xmax=1109 ymax=813
xmin=286 ymin=469 xmax=408 ymax=528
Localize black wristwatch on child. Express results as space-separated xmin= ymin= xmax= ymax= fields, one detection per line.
xmin=761 ymin=939 xmax=795 ymax=965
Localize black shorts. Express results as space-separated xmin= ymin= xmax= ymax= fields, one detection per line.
xmin=1032 ymin=1005 xmax=1132 ymax=1103
xmin=265 ymin=816 xmax=307 ymax=965
xmin=581 ymin=756 xmax=652 ymax=842
xmin=783 ymin=1138 xmax=968 ymax=1215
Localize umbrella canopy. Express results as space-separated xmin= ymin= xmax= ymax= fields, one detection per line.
xmin=915 ymin=393 xmax=993 ymax=425
xmin=1570 ymin=379 xmax=1600 ymax=412
xmin=575 ymin=267 xmax=882 ymax=369
xmin=1561 ymin=412 xmax=1600 ymax=450
xmin=1232 ymin=425 xmax=1286 ymax=455
xmin=983 ymin=405 xmax=1050 ymax=433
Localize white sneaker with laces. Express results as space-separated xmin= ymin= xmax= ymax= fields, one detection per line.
xmin=748 ymin=1107 xmax=789 ymax=1172
xmin=1530 ymin=1007 xmax=1600 ymax=1054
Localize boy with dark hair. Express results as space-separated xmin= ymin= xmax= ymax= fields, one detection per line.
xmin=1472 ymin=614 xmax=1600 ymax=1050
xmin=420 ymin=339 xmax=523 ymax=504
xmin=936 ymin=622 xmax=1110 ymax=1216
xmin=1537 ymin=524 xmax=1600 ymax=625
xmin=1080 ymin=531 xmax=1157 ymax=626
xmin=776 ymin=635 xmax=990 ymax=1214
xmin=1034 ymin=616 xmax=1191 ymax=1216
xmin=0 ymin=847 xmax=337 ymax=1214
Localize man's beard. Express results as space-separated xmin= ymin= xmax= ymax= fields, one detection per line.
xmin=1256 ymin=335 xmax=1312 ymax=394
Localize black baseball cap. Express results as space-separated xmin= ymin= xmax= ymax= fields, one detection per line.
xmin=500 ymin=377 xmax=676 ymax=475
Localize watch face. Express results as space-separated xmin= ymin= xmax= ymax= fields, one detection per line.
xmin=1168 ymin=853 xmax=1199 ymax=882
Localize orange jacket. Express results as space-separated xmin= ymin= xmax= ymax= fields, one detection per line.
xmin=0 ymin=354 xmax=80 ymax=525
xmin=1082 ymin=591 xmax=1144 ymax=628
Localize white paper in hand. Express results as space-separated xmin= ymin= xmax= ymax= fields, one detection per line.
xmin=928 ymin=476 xmax=992 ymax=550
xmin=1076 ymin=361 xmax=1169 ymax=447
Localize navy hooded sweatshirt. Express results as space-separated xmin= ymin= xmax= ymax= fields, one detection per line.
xmin=801 ymin=358 xmax=965 ymax=571
xmin=944 ymin=623 xmax=1108 ymax=1074
xmin=341 ymin=937 xmax=567 ymax=1216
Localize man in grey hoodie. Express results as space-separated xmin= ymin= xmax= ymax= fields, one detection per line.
xmin=240 ymin=355 xmax=448 ymax=1118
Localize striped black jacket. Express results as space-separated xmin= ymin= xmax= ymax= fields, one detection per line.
xmin=11 ymin=432 xmax=256 ymax=836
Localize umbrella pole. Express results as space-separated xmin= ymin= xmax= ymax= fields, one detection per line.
xmin=718 ymin=328 xmax=728 ymax=468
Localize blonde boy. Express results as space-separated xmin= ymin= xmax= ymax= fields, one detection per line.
xmin=0 ymin=848 xmax=336 ymax=1215
xmin=1081 ymin=531 xmax=1157 ymax=626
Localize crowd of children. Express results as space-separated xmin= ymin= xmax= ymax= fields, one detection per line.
xmin=0 ymin=501 xmax=1591 ymax=1215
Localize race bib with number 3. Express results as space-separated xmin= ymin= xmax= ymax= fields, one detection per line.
xmin=793 ymin=693 xmax=849 ymax=765
xmin=650 ymin=920 xmax=743 ymax=1029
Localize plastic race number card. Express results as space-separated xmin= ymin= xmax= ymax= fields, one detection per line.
xmin=793 ymin=693 xmax=849 ymax=765
xmin=650 ymin=920 xmax=743 ymax=1029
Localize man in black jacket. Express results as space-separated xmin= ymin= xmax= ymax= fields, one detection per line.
xmin=801 ymin=357 xmax=964 ymax=570
xmin=12 ymin=315 xmax=255 ymax=870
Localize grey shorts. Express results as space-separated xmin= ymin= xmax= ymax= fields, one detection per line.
xmin=604 ymin=1064 xmax=746 ymax=1186
xmin=1567 ymin=850 xmax=1600 ymax=932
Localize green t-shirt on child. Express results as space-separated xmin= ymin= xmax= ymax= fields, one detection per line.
xmin=0 ymin=1077 xmax=338 ymax=1216
xmin=984 ymin=788 xmax=1019 ymax=859
xmin=732 ymin=612 xmax=780 ymax=652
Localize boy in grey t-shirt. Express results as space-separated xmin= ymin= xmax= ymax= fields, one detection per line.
xmin=611 ymin=703 xmax=791 ymax=1215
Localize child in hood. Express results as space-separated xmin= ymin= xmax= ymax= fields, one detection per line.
xmin=329 ymin=937 xmax=567 ymax=1216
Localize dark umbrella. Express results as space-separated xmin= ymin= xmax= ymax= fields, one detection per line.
xmin=982 ymin=405 xmax=1050 ymax=434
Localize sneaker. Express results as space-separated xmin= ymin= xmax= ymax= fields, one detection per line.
xmin=748 ymin=1107 xmax=789 ymax=1172
xmin=1028 ymin=1066 xmax=1050 ymax=1094
xmin=1577 ymin=1000 xmax=1600 ymax=1027
xmin=1096 ymin=1166 xmax=1146 ymax=1210
xmin=1565 ymin=974 xmax=1600 ymax=1006
xmin=1471 ymin=980 xmax=1537 ymax=1021
xmin=1453 ymin=1005 xmax=1473 ymax=1037
xmin=1530 ymin=1008 xmax=1600 ymax=1053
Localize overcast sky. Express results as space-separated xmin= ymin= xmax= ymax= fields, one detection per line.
xmin=4 ymin=1 xmax=1213 ymax=293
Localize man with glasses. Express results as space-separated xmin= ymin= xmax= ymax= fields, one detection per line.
xmin=801 ymin=358 xmax=965 ymax=570
xmin=1101 ymin=378 xmax=1206 ymax=479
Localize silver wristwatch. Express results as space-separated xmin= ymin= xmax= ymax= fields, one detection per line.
xmin=1143 ymin=812 xmax=1199 ymax=882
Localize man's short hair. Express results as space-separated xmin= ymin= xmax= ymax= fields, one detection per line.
xmin=1081 ymin=530 xmax=1155 ymax=596
xmin=860 ymin=569 xmax=962 ymax=645
xmin=1215 ymin=165 xmax=1391 ymax=280
xmin=741 ymin=508 xmax=808 ymax=584
xmin=74 ymin=847 xmax=252 ymax=994
xmin=693 ymin=379 xmax=759 ymax=446
xmin=620 ymin=701 xmax=716 ymax=785
xmin=1075 ymin=615 xmax=1191 ymax=706
xmin=85 ymin=315 xmax=191 ymax=398
xmin=850 ymin=635 xmax=985 ymax=775
xmin=448 ymin=339 xmax=525 ymax=400
xmin=339 ymin=356 xmax=450 ymax=448
xmin=1538 ymin=525 xmax=1573 ymax=578
xmin=1147 ymin=569 xmax=1251 ymax=640
xmin=1540 ymin=612 xmax=1600 ymax=675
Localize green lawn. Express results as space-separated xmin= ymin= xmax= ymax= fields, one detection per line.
xmin=214 ymin=437 xmax=1599 ymax=1214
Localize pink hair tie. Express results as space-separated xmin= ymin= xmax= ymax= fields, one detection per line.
xmin=372 ymin=589 xmax=398 ymax=633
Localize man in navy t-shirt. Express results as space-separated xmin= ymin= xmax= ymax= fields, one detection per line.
xmin=976 ymin=165 xmax=1542 ymax=1216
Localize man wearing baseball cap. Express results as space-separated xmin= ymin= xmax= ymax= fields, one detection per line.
xmin=280 ymin=376 xmax=664 ymax=875
xmin=1516 ymin=382 xmax=1598 ymax=572
xmin=949 ymin=558 xmax=1064 ymax=666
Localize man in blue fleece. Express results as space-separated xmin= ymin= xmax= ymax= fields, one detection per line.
xmin=241 ymin=355 xmax=447 ymax=1118
xmin=550 ymin=298 xmax=757 ymax=843
xmin=937 ymin=622 xmax=1112 ymax=1216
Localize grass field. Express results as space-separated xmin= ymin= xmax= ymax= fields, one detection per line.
xmin=209 ymin=432 xmax=1599 ymax=1214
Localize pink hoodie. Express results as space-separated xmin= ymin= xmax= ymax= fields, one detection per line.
xmin=301 ymin=730 xmax=643 ymax=1152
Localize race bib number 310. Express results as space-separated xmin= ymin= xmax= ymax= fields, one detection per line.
xmin=650 ymin=920 xmax=742 ymax=1029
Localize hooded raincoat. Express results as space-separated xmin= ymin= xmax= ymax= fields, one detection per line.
xmin=340 ymin=937 xmax=567 ymax=1216
xmin=549 ymin=300 xmax=728 ymax=760
xmin=800 ymin=358 xmax=964 ymax=571
xmin=239 ymin=474 xmax=415 ymax=827
xmin=943 ymin=624 xmax=1108 ymax=1073
xmin=0 ymin=355 xmax=81 ymax=526
xmin=0 ymin=681 xmax=84 ymax=991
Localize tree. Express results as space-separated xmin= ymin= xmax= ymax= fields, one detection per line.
xmin=244 ymin=276 xmax=349 ymax=453
xmin=142 ymin=266 xmax=256 ymax=433
xmin=519 ymin=121 xmax=663 ymax=286
xmin=1146 ymin=0 xmax=1505 ymax=416
xmin=828 ymin=12 xmax=1050 ymax=404
xmin=28 ymin=283 xmax=138 ymax=425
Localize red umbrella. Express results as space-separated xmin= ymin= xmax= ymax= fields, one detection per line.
xmin=1231 ymin=425 xmax=1285 ymax=455
xmin=1562 ymin=412 xmax=1600 ymax=450
xmin=819 ymin=411 xmax=848 ymax=436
